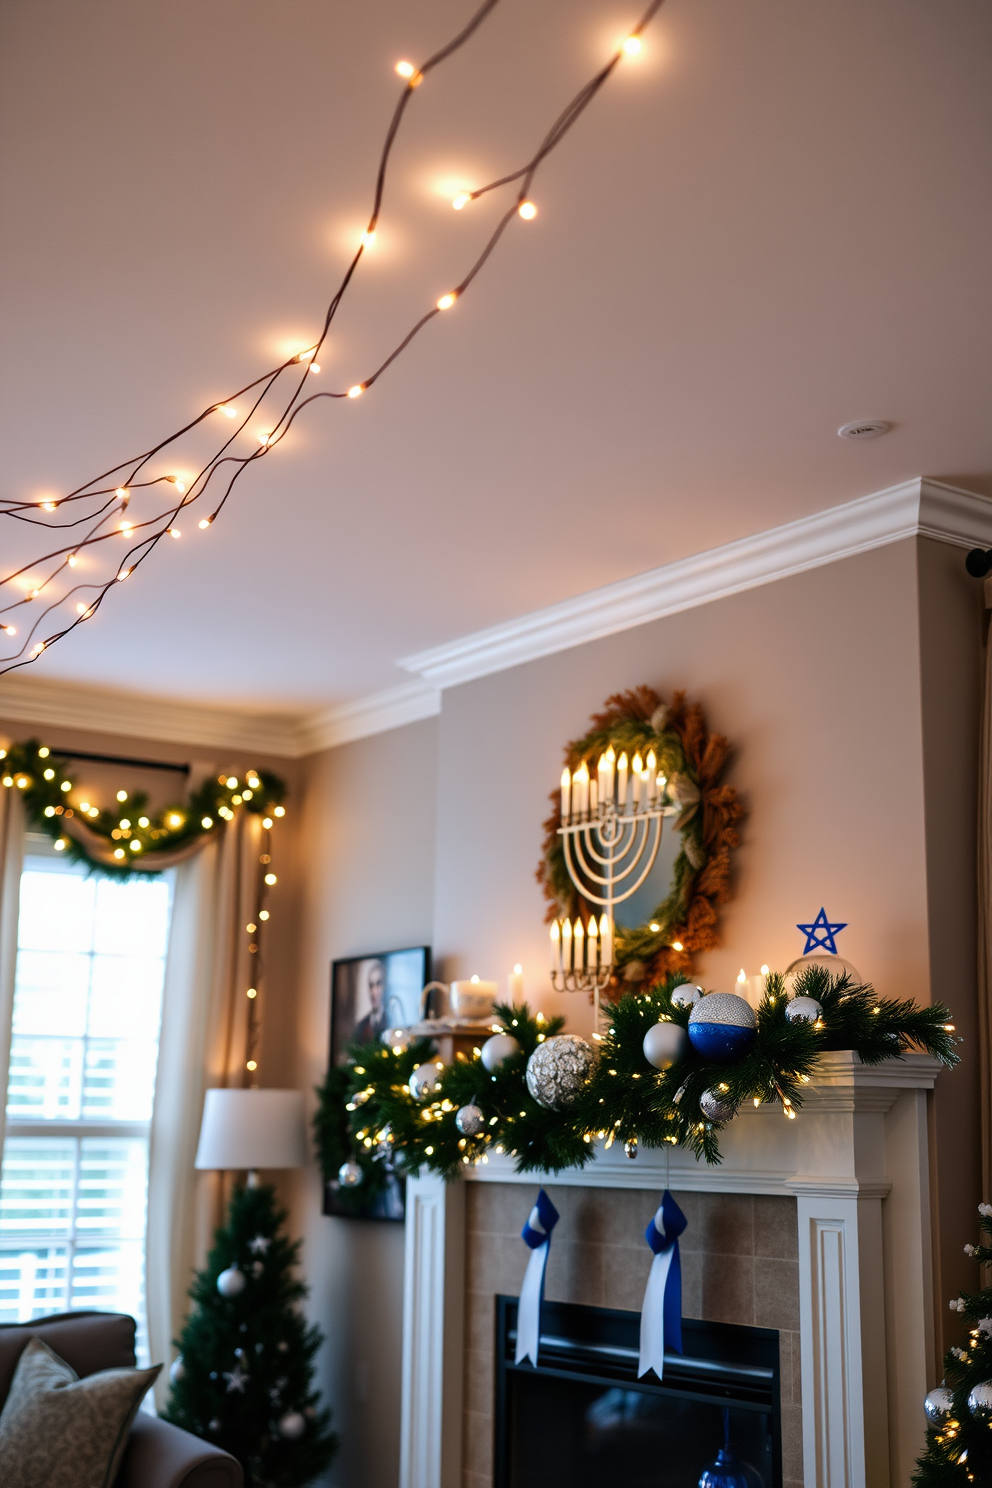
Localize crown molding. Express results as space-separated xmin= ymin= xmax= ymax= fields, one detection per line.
xmin=296 ymin=680 xmax=441 ymax=754
xmin=399 ymin=477 xmax=992 ymax=690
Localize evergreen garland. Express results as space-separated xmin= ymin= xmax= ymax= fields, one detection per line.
xmin=1 ymin=738 xmax=285 ymax=878
xmin=164 ymin=1183 xmax=336 ymax=1488
xmin=315 ymin=967 xmax=957 ymax=1185
xmin=913 ymin=1205 xmax=992 ymax=1487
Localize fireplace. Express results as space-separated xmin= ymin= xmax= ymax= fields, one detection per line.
xmin=495 ymin=1297 xmax=781 ymax=1488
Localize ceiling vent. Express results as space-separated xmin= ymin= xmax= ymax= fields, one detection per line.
xmin=838 ymin=420 xmax=890 ymax=440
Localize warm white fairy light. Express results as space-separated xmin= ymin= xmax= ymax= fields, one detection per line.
xmin=347 ymin=384 xmax=364 ymax=398
xmin=395 ymin=59 xmax=416 ymax=78
xmin=518 ymin=200 xmax=537 ymax=219
xmin=623 ymin=35 xmax=642 ymax=55
xmin=437 ymin=292 xmax=457 ymax=310
xmin=452 ymin=193 xmax=471 ymax=210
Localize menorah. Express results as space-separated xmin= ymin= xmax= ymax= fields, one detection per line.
xmin=550 ymin=744 xmax=674 ymax=1022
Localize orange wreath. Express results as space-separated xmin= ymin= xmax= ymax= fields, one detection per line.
xmin=536 ymin=687 xmax=744 ymax=986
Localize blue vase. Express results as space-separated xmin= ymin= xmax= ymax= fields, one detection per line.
xmin=698 ymin=1409 xmax=764 ymax=1488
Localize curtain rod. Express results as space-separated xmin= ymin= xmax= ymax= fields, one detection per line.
xmin=47 ymin=746 xmax=190 ymax=776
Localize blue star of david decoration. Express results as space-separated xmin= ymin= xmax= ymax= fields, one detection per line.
xmin=796 ymin=908 xmax=847 ymax=955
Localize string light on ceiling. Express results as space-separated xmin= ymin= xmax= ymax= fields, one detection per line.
xmin=0 ymin=0 xmax=663 ymax=678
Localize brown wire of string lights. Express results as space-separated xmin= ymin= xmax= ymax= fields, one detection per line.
xmin=0 ymin=0 xmax=666 ymax=676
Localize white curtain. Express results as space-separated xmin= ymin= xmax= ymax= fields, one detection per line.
xmin=0 ymin=789 xmax=25 ymax=1160
xmin=146 ymin=811 xmax=262 ymax=1404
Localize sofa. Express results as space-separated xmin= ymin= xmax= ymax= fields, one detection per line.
xmin=0 ymin=1311 xmax=242 ymax=1487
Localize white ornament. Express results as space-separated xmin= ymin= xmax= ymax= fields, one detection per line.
xmin=455 ymin=1103 xmax=485 ymax=1136
xmin=248 ymin=1235 xmax=270 ymax=1255
xmin=338 ymin=1161 xmax=363 ymax=1188
xmin=642 ymin=1021 xmax=688 ymax=1070
xmin=169 ymin=1356 xmax=185 ymax=1384
xmin=699 ymin=1087 xmax=736 ymax=1123
xmin=968 ymin=1381 xmax=992 ymax=1420
xmin=409 ymin=1061 xmax=443 ymax=1100
xmin=923 ymin=1386 xmax=954 ymax=1424
xmin=525 ymin=1035 xmax=596 ymax=1110
xmin=381 ymin=1026 xmax=411 ymax=1051
xmin=481 ymin=1033 xmax=521 ymax=1072
xmin=785 ymin=995 xmax=822 ymax=1025
xmin=216 ymin=1266 xmax=246 ymax=1298
xmin=277 ymin=1411 xmax=306 ymax=1440
xmin=670 ymin=984 xmax=703 ymax=1011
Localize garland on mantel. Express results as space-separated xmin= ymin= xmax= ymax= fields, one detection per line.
xmin=314 ymin=967 xmax=957 ymax=1202
xmin=1 ymin=738 xmax=286 ymax=879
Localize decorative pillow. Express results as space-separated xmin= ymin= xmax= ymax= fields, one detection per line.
xmin=0 ymin=1336 xmax=160 ymax=1488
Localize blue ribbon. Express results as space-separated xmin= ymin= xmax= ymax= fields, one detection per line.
xmin=638 ymin=1189 xmax=686 ymax=1378
xmin=515 ymin=1188 xmax=559 ymax=1365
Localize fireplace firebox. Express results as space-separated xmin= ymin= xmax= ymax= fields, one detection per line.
xmin=494 ymin=1297 xmax=781 ymax=1488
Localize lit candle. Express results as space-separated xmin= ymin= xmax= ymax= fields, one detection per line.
xmin=507 ymin=963 xmax=525 ymax=1000
xmin=599 ymin=913 xmax=613 ymax=967
xmin=560 ymin=767 xmax=571 ymax=823
xmin=631 ymin=753 xmax=643 ymax=808
xmin=573 ymin=761 xmax=589 ymax=816
xmin=645 ymin=750 xmax=657 ymax=803
xmin=657 ymin=773 xmax=667 ymax=800
xmin=603 ymin=744 xmax=616 ymax=804
xmin=587 ymin=914 xmax=599 ymax=966
xmin=574 ymin=917 xmax=585 ymax=970
xmin=549 ymin=921 xmax=560 ymax=971
xmin=597 ymin=752 xmax=607 ymax=803
xmin=561 ymin=917 xmax=573 ymax=970
xmin=617 ymin=752 xmax=629 ymax=812
xmin=589 ymin=775 xmax=599 ymax=815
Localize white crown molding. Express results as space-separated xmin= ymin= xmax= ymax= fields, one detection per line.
xmin=297 ymin=680 xmax=441 ymax=754
xmin=399 ymin=477 xmax=992 ymax=690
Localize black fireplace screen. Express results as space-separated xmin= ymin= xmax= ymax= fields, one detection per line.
xmin=494 ymin=1298 xmax=781 ymax=1488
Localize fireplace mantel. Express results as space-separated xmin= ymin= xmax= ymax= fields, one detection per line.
xmin=399 ymin=1052 xmax=944 ymax=1488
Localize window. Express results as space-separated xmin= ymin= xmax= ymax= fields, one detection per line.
xmin=0 ymin=839 xmax=172 ymax=1359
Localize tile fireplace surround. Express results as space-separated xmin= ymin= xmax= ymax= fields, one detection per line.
xmin=398 ymin=1052 xmax=944 ymax=1488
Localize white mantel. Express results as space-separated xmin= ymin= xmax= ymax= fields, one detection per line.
xmin=399 ymin=1052 xmax=943 ymax=1488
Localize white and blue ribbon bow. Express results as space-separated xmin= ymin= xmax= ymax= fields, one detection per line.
xmin=638 ymin=1189 xmax=686 ymax=1379
xmin=515 ymin=1188 xmax=560 ymax=1366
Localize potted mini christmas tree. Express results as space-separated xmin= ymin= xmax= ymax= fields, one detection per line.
xmin=165 ymin=1182 xmax=337 ymax=1487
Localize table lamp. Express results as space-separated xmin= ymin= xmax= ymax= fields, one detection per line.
xmin=195 ymin=1088 xmax=307 ymax=1184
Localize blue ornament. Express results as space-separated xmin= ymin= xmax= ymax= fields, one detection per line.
xmin=688 ymin=993 xmax=756 ymax=1061
xmin=699 ymin=1410 xmax=764 ymax=1488
xmin=796 ymin=907 xmax=847 ymax=955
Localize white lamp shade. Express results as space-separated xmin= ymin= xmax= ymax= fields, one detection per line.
xmin=194 ymin=1088 xmax=308 ymax=1171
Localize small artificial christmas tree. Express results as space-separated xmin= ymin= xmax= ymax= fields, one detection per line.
xmin=913 ymin=1203 xmax=992 ymax=1486
xmin=164 ymin=1182 xmax=337 ymax=1487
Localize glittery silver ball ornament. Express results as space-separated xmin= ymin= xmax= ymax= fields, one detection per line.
xmin=688 ymin=992 xmax=757 ymax=1061
xmin=455 ymin=1103 xmax=485 ymax=1136
xmin=169 ymin=1356 xmax=185 ymax=1385
xmin=923 ymin=1387 xmax=954 ymax=1425
xmin=481 ymin=1033 xmax=521 ymax=1072
xmin=671 ymin=984 xmax=703 ymax=1011
xmin=968 ymin=1381 xmax=992 ymax=1420
xmin=785 ymin=995 xmax=823 ymax=1025
xmin=642 ymin=1021 xmax=688 ymax=1070
xmin=525 ymin=1035 xmax=596 ymax=1110
xmin=277 ymin=1411 xmax=306 ymax=1440
xmin=624 ymin=1137 xmax=638 ymax=1159
xmin=699 ymin=1087 xmax=737 ymax=1123
xmin=216 ymin=1266 xmax=246 ymax=1298
xmin=409 ymin=1061 xmax=443 ymax=1100
xmin=338 ymin=1161 xmax=363 ymax=1188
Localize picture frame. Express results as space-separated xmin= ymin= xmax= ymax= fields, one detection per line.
xmin=323 ymin=945 xmax=431 ymax=1221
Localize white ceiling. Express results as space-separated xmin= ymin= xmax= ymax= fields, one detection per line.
xmin=1 ymin=0 xmax=990 ymax=713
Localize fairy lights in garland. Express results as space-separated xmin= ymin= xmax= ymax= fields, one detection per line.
xmin=0 ymin=0 xmax=667 ymax=678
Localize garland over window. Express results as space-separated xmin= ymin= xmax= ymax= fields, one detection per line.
xmin=315 ymin=968 xmax=957 ymax=1196
xmin=0 ymin=738 xmax=286 ymax=879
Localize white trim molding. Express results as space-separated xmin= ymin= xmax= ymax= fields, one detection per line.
xmin=297 ymin=680 xmax=441 ymax=754
xmin=399 ymin=477 xmax=992 ymax=690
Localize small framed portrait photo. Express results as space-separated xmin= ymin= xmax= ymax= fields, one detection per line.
xmin=329 ymin=946 xmax=431 ymax=1067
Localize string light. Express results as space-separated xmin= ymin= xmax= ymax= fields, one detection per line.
xmin=451 ymin=193 xmax=471 ymax=210
xmin=0 ymin=0 xmax=667 ymax=676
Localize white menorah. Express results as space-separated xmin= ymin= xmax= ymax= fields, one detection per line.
xmin=550 ymin=744 xmax=676 ymax=1020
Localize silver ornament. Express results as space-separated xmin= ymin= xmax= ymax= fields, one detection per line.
xmin=216 ymin=1266 xmax=246 ymax=1298
xmin=381 ymin=1026 xmax=411 ymax=1051
xmin=923 ymin=1386 xmax=954 ymax=1425
xmin=169 ymin=1356 xmax=185 ymax=1385
xmin=699 ymin=1087 xmax=737 ymax=1123
xmin=785 ymin=995 xmax=822 ymax=1025
xmin=642 ymin=1021 xmax=688 ymax=1070
xmin=338 ymin=1160 xmax=363 ymax=1188
xmin=671 ymin=984 xmax=703 ymax=1010
xmin=525 ymin=1034 xmax=596 ymax=1110
xmin=277 ymin=1411 xmax=306 ymax=1440
xmin=455 ymin=1103 xmax=485 ymax=1136
xmin=785 ymin=952 xmax=862 ymax=984
xmin=409 ymin=1061 xmax=443 ymax=1100
xmin=968 ymin=1381 xmax=992 ymax=1420
xmin=624 ymin=1136 xmax=638 ymax=1159
xmin=480 ymin=1033 xmax=521 ymax=1072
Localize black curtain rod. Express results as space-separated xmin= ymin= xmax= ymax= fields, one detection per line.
xmin=47 ymin=746 xmax=190 ymax=775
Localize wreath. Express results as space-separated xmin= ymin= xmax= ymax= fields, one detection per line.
xmin=314 ymin=967 xmax=957 ymax=1189
xmin=536 ymin=687 xmax=744 ymax=982
xmin=1 ymin=738 xmax=286 ymax=878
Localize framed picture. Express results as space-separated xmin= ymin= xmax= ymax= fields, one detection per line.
xmin=323 ymin=945 xmax=431 ymax=1222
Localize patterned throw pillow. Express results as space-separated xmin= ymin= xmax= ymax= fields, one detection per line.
xmin=0 ymin=1336 xmax=160 ymax=1488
